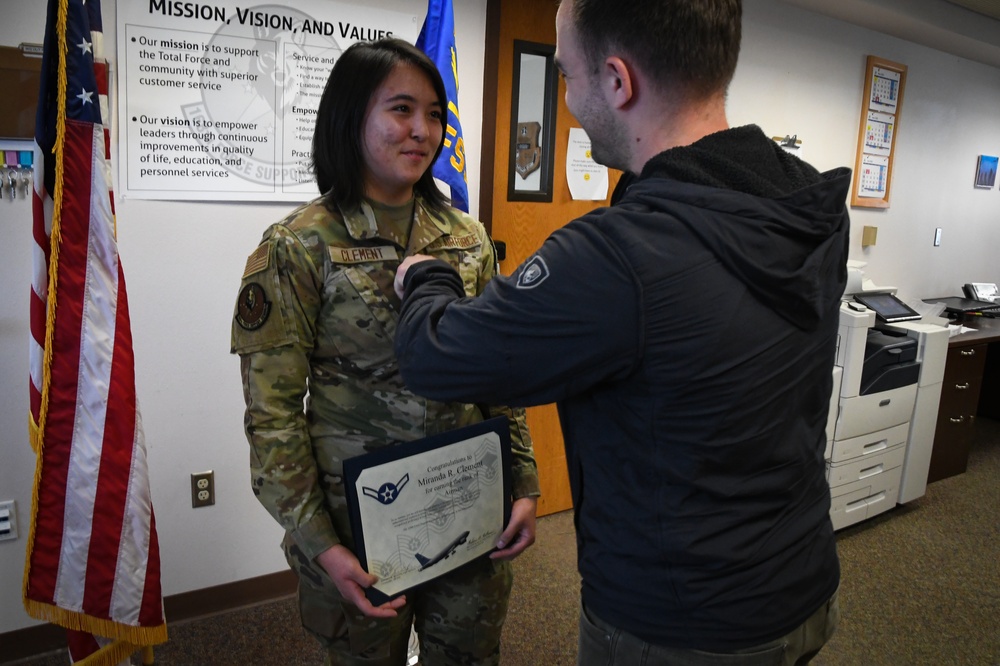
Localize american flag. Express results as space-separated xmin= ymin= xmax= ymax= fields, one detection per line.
xmin=26 ymin=0 xmax=167 ymax=662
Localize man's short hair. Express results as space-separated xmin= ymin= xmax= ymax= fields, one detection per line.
xmin=568 ymin=0 xmax=741 ymax=99
xmin=312 ymin=38 xmax=450 ymax=212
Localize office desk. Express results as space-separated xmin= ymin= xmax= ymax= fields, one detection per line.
xmin=928 ymin=317 xmax=1000 ymax=482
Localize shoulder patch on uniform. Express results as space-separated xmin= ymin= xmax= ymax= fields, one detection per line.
xmin=329 ymin=245 xmax=400 ymax=264
xmin=242 ymin=245 xmax=269 ymax=278
xmin=427 ymin=234 xmax=481 ymax=251
xmin=516 ymin=255 xmax=550 ymax=289
xmin=235 ymin=283 xmax=272 ymax=330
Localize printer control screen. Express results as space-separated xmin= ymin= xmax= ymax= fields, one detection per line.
xmin=853 ymin=293 xmax=921 ymax=322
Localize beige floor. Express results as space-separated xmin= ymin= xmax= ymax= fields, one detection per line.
xmin=11 ymin=420 xmax=999 ymax=666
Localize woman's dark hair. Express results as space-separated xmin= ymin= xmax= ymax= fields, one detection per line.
xmin=312 ymin=38 xmax=450 ymax=211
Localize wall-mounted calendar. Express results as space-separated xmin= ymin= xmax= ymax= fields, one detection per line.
xmin=851 ymin=56 xmax=907 ymax=209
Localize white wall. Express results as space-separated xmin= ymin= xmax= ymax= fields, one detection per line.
xmin=733 ymin=0 xmax=1000 ymax=300
xmin=2 ymin=0 xmax=1000 ymax=636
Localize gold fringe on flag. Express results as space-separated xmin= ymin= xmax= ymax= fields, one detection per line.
xmin=23 ymin=0 xmax=70 ymax=612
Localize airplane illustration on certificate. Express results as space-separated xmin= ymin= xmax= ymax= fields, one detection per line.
xmin=415 ymin=531 xmax=470 ymax=571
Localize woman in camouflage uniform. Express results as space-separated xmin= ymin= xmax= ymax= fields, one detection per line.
xmin=231 ymin=38 xmax=539 ymax=666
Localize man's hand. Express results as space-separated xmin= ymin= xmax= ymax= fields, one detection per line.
xmin=490 ymin=497 xmax=538 ymax=560
xmin=394 ymin=254 xmax=437 ymax=299
xmin=315 ymin=544 xmax=406 ymax=618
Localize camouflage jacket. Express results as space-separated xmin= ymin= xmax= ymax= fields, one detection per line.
xmin=232 ymin=196 xmax=539 ymax=560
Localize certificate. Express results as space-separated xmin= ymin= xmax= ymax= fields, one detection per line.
xmin=343 ymin=417 xmax=512 ymax=605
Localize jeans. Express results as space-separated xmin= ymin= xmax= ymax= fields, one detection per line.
xmin=578 ymin=588 xmax=840 ymax=666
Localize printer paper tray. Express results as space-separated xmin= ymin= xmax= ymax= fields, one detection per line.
xmin=828 ymin=422 xmax=909 ymax=464
xmin=834 ymin=384 xmax=916 ymax=441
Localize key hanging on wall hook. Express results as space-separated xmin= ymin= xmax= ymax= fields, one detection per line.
xmin=5 ymin=168 xmax=17 ymax=201
xmin=1 ymin=148 xmax=34 ymax=200
xmin=22 ymin=166 xmax=33 ymax=199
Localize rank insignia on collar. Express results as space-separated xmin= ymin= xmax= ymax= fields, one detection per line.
xmin=235 ymin=283 xmax=271 ymax=330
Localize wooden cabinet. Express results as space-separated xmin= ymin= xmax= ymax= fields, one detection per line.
xmin=928 ymin=343 xmax=987 ymax=482
xmin=979 ymin=344 xmax=1000 ymax=420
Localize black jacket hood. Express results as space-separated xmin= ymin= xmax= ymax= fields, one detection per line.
xmin=627 ymin=125 xmax=851 ymax=330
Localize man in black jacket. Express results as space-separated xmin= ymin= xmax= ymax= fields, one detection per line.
xmin=393 ymin=0 xmax=848 ymax=663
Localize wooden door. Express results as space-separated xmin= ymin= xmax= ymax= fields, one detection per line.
xmin=479 ymin=0 xmax=621 ymax=516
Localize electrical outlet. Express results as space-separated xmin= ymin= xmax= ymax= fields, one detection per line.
xmin=0 ymin=500 xmax=17 ymax=541
xmin=190 ymin=471 xmax=215 ymax=508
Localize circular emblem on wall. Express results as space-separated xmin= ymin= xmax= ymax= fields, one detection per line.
xmin=180 ymin=5 xmax=342 ymax=187
xmin=236 ymin=282 xmax=272 ymax=330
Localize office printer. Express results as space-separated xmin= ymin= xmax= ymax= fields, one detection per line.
xmin=826 ymin=263 xmax=948 ymax=530
xmin=859 ymin=329 xmax=919 ymax=395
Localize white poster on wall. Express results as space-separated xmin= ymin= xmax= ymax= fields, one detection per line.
xmin=565 ymin=127 xmax=607 ymax=201
xmin=116 ymin=1 xmax=419 ymax=202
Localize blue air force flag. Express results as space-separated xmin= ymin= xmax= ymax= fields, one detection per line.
xmin=416 ymin=0 xmax=469 ymax=212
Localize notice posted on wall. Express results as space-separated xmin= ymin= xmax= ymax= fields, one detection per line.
xmin=565 ymin=127 xmax=608 ymax=201
xmin=117 ymin=2 xmax=419 ymax=202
